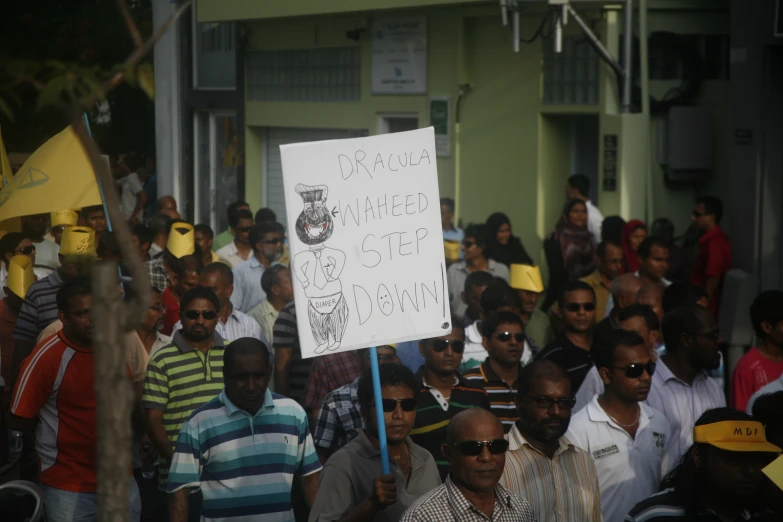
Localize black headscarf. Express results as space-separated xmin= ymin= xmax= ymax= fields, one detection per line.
xmin=484 ymin=212 xmax=533 ymax=268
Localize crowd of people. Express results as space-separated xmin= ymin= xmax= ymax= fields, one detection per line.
xmin=0 ymin=169 xmax=780 ymax=522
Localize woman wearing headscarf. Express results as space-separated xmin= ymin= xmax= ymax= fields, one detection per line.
xmin=484 ymin=212 xmax=533 ymax=268
xmin=621 ymin=219 xmax=648 ymax=273
xmin=542 ymin=199 xmax=596 ymax=311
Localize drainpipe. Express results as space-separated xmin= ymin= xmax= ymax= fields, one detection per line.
xmin=622 ymin=0 xmax=633 ymax=113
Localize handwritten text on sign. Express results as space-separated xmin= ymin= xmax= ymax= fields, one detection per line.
xmin=281 ymin=128 xmax=450 ymax=359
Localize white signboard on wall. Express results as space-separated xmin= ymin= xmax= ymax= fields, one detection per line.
xmin=281 ymin=128 xmax=450 ymax=358
xmin=371 ymin=17 xmax=428 ymax=95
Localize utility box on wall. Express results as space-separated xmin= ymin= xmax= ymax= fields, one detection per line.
xmin=665 ymin=106 xmax=714 ymax=182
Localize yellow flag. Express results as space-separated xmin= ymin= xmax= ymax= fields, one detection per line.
xmin=0 ymin=124 xmax=12 ymax=187
xmin=0 ymin=126 xmax=102 ymax=221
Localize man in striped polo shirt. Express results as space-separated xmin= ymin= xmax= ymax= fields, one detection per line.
xmin=410 ymin=323 xmax=491 ymax=479
xmin=463 ymin=311 xmax=527 ymax=433
xmin=143 ymin=286 xmax=229 ymax=515
xmin=168 ymin=338 xmax=321 ymax=521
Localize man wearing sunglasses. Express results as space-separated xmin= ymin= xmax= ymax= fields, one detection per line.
xmin=310 ymin=363 xmax=440 ymax=522
xmin=215 ymin=208 xmax=254 ymax=268
xmin=567 ymin=329 xmax=671 ymax=522
xmin=231 ymin=222 xmax=286 ymax=314
xmin=447 ymin=224 xmax=509 ymax=322
xmin=537 ymin=281 xmax=597 ymax=393
xmin=401 ymin=408 xmax=536 ymax=522
xmin=464 ymin=311 xmax=528 ymax=433
xmin=501 ymin=360 xmax=602 ymax=522
xmin=647 ymin=304 xmax=725 ymax=463
xmin=410 ymin=325 xmax=491 ymax=479
xmin=143 ymin=287 xmax=229 ymax=512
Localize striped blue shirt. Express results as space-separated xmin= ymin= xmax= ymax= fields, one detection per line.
xmin=167 ymin=388 xmax=322 ymax=521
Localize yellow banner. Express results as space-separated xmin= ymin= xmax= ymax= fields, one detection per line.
xmin=0 ymin=124 xmax=12 ymax=187
xmin=0 ymin=126 xmax=102 ymax=221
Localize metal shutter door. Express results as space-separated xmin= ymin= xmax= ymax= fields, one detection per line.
xmin=265 ymin=128 xmax=363 ymax=228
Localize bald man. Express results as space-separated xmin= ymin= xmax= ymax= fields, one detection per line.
xmin=401 ymin=409 xmax=536 ymax=521
xmin=595 ymin=273 xmax=644 ymax=342
xmin=501 ymin=360 xmax=601 ymax=522
xmin=157 ymin=196 xmax=180 ymax=220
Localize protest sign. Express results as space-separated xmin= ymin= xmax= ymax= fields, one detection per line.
xmin=281 ymin=127 xmax=450 ymax=359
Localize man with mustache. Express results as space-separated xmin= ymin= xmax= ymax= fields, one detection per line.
xmin=167 ymin=338 xmax=322 ymax=522
xmin=401 ymin=409 xmax=536 ymax=521
xmin=500 ymin=360 xmax=602 ymax=522
xmin=143 ymin=286 xmax=228 ymax=518
xmin=567 ymin=329 xmax=672 ymax=522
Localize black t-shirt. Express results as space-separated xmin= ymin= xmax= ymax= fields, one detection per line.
xmin=536 ymin=336 xmax=593 ymax=393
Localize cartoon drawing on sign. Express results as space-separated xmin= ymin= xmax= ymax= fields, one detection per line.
xmin=293 ymin=183 xmax=349 ymax=354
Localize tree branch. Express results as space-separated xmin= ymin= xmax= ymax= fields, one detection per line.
xmin=116 ymin=0 xmax=144 ymax=48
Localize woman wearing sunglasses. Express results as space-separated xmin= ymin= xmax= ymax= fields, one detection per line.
xmin=566 ymin=329 xmax=669 ymax=522
xmin=0 ymin=233 xmax=39 ymax=300
xmin=309 ymin=363 xmax=440 ymax=522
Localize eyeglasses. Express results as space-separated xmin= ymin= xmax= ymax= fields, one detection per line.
xmin=495 ymin=332 xmax=525 ymax=343
xmin=452 ymin=439 xmax=509 ymax=456
xmin=263 ymin=238 xmax=284 ymax=245
xmin=564 ymin=302 xmax=596 ymax=312
xmin=183 ymin=310 xmax=218 ymax=320
xmin=236 ymin=226 xmax=253 ymax=233
xmin=67 ymin=308 xmax=91 ymax=318
xmin=431 ymin=339 xmax=465 ymax=353
xmin=523 ymin=395 xmax=577 ymax=410
xmin=691 ymin=331 xmax=721 ymax=343
xmin=610 ymin=361 xmax=656 ymax=379
xmin=15 ymin=246 xmax=36 ymax=255
xmin=462 ymin=240 xmax=477 ymax=248
xmin=375 ymin=398 xmax=417 ymax=413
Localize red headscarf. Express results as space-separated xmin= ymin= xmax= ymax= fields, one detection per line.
xmin=621 ymin=219 xmax=647 ymax=273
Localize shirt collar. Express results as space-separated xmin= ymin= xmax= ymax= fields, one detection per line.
xmin=507 ymin=423 xmax=574 ymax=458
xmin=220 ymin=388 xmax=275 ymax=417
xmin=352 ymin=430 xmax=428 ymax=469
xmin=172 ymin=330 xmax=225 ymax=354
xmin=444 ymin=476 xmax=516 ymax=517
xmin=49 ymin=269 xmax=63 ymax=286
xmin=479 ymin=358 xmax=520 ymax=385
xmin=655 ymin=357 xmax=710 ymax=386
xmin=418 ymin=368 xmax=461 ymax=389
xmin=586 ymin=395 xmax=654 ymax=425
xmin=699 ymin=225 xmax=723 ymax=244
xmin=249 ymin=256 xmax=261 ymax=268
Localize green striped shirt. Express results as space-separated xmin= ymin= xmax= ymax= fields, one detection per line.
xmin=142 ymin=331 xmax=229 ymax=490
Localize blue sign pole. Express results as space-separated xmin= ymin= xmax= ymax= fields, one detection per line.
xmin=368 ymin=346 xmax=391 ymax=474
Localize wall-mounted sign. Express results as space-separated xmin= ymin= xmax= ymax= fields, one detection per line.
xmin=371 ymin=17 xmax=428 ymax=95
xmin=429 ymin=97 xmax=450 ymax=157
xmin=603 ymin=134 xmax=618 ymax=192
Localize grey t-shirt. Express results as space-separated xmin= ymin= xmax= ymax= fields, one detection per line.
xmin=309 ymin=430 xmax=441 ymax=522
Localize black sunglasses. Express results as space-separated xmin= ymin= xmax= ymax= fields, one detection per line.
xmin=611 ymin=361 xmax=656 ymax=379
xmin=453 ymin=439 xmax=509 ymax=456
xmin=564 ymin=302 xmax=596 ymax=312
xmin=375 ymin=398 xmax=417 ymax=413
xmin=524 ymin=395 xmax=577 ymax=410
xmin=495 ymin=332 xmax=525 ymax=343
xmin=183 ymin=310 xmax=218 ymax=321
xmin=263 ymin=238 xmax=284 ymax=245
xmin=462 ymin=240 xmax=477 ymax=248
xmin=16 ymin=245 xmax=36 ymax=255
xmin=431 ymin=339 xmax=465 ymax=353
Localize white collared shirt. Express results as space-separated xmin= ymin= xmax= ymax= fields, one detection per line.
xmin=646 ymin=358 xmax=725 ymax=463
xmin=173 ymin=308 xmax=268 ymax=345
xmin=585 ymin=200 xmax=604 ymax=246
xmin=574 ymin=366 xmax=604 ymax=413
xmin=566 ymin=396 xmax=672 ymax=522
xmin=215 ymin=240 xmax=251 ymax=268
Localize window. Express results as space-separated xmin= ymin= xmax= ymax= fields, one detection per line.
xmin=193 ymin=6 xmax=236 ymax=89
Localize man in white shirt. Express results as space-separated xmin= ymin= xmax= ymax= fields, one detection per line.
xmin=567 ymin=174 xmax=603 ymax=245
xmin=232 ymin=222 xmax=285 ymax=313
xmin=567 ymin=329 xmax=671 ymax=522
xmin=118 ymin=154 xmax=148 ymax=224
xmin=172 ymin=262 xmax=267 ymax=344
xmin=215 ymin=208 xmax=254 ymax=267
xmin=647 ymin=304 xmax=725 ymax=463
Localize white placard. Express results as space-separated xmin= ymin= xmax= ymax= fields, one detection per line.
xmin=281 ymin=128 xmax=450 ymax=359
xmin=371 ymin=17 xmax=428 ymax=95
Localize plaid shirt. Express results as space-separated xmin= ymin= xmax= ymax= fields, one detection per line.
xmin=144 ymin=257 xmax=170 ymax=291
xmin=302 ymin=351 xmax=361 ymax=410
xmin=313 ymin=378 xmax=363 ymax=451
xmin=401 ymin=475 xmax=537 ymax=522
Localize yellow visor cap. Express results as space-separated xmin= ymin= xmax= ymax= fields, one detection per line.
xmin=51 ymin=209 xmax=79 ymax=228
xmin=693 ymin=420 xmax=782 ymax=453
xmin=509 ymin=264 xmax=544 ymax=293
xmin=167 ymin=223 xmax=195 ymax=258
xmin=60 ymin=226 xmax=96 ymax=257
xmin=7 ymin=255 xmax=35 ymax=299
